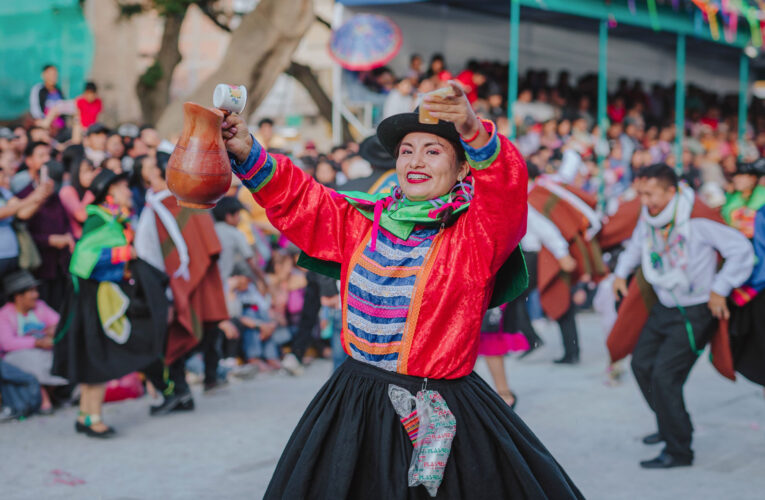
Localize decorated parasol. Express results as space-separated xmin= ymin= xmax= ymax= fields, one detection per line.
xmin=329 ymin=14 xmax=403 ymax=71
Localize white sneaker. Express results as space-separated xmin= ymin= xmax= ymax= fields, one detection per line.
xmin=282 ymin=353 xmax=304 ymax=376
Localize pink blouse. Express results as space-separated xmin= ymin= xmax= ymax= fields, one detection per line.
xmin=58 ymin=186 xmax=95 ymax=240
xmin=0 ymin=301 xmax=59 ymax=355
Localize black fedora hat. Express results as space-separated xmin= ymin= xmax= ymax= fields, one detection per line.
xmin=90 ymin=169 xmax=129 ymax=204
xmin=3 ymin=270 xmax=39 ymax=297
xmin=735 ymin=159 xmax=765 ymax=177
xmin=359 ymin=135 xmax=396 ymax=170
xmin=376 ymin=111 xmax=462 ymax=158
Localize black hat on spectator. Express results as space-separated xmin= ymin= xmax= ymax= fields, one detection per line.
xmin=735 ymin=159 xmax=765 ymax=177
xmin=3 ymin=270 xmax=39 ymax=298
xmin=376 ymin=111 xmax=462 ymax=158
xmin=87 ymin=123 xmax=110 ymax=137
xmin=526 ymin=162 xmax=541 ymax=180
xmin=359 ymin=135 xmax=396 ymax=170
xmin=212 ymin=196 xmax=244 ymax=222
xmin=90 ymin=169 xmax=129 ymax=204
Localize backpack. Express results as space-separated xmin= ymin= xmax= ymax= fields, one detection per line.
xmin=0 ymin=360 xmax=42 ymax=417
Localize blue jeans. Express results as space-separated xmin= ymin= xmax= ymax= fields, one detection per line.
xmin=240 ymin=308 xmax=280 ymax=361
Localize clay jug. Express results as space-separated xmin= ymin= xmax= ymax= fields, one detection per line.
xmin=167 ymin=102 xmax=232 ymax=208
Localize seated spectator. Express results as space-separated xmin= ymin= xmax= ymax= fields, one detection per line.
xmin=228 ymin=275 xmax=283 ymax=372
xmin=382 ymin=78 xmax=415 ymax=118
xmin=0 ymin=270 xmax=67 ymax=415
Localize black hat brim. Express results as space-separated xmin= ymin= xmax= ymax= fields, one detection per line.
xmin=376 ymin=112 xmax=461 ymax=158
xmin=91 ymin=171 xmax=130 ymax=204
xmin=359 ymin=135 xmax=396 ymax=170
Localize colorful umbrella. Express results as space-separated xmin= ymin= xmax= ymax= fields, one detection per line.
xmin=329 ymin=14 xmax=402 ymax=71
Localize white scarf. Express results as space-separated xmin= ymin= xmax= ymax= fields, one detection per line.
xmin=138 ymin=189 xmax=190 ymax=280
xmin=640 ymin=186 xmax=694 ymax=293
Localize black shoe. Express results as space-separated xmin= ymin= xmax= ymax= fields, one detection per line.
xmin=75 ymin=421 xmax=116 ymax=439
xmin=640 ymin=451 xmax=692 ymax=469
xmin=518 ymin=339 xmax=545 ymax=360
xmin=554 ymin=354 xmax=580 ymax=365
xmin=642 ymin=432 xmax=664 ymax=445
xmin=150 ymin=391 xmax=194 ymax=416
xmin=203 ymin=379 xmax=229 ymax=393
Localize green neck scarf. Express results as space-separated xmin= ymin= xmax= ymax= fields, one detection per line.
xmin=298 ymin=186 xmax=528 ymax=308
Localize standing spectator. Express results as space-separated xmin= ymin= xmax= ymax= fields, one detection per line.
xmin=254 ymin=118 xmax=285 ymax=150
xmin=139 ymin=126 xmax=160 ymax=157
xmin=13 ymin=142 xmax=74 ymax=312
xmin=105 ymin=133 xmax=125 ymax=161
xmin=58 ymin=158 xmax=98 ymax=240
xmin=407 ymin=53 xmax=423 ymax=84
xmin=75 ymin=82 xmax=102 ymax=128
xmin=134 ymin=161 xmax=232 ymax=413
xmin=0 ymin=168 xmax=51 ymax=287
xmin=456 ymin=65 xmax=487 ymax=104
xmin=29 ymin=64 xmax=64 ymax=123
xmin=0 ymin=271 xmax=67 ymax=415
xmin=425 ymin=53 xmax=447 ymax=79
xmin=382 ymin=78 xmax=415 ymax=118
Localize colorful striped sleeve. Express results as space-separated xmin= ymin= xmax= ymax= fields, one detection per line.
xmin=460 ymin=119 xmax=500 ymax=171
xmin=229 ymin=135 xmax=277 ymax=193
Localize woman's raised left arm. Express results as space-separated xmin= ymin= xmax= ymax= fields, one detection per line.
xmin=223 ymin=113 xmax=370 ymax=263
xmin=460 ymin=123 xmax=528 ymax=275
xmin=424 ymin=82 xmax=528 ymax=276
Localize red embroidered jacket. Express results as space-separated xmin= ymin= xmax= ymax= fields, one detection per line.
xmin=234 ymin=125 xmax=527 ymax=378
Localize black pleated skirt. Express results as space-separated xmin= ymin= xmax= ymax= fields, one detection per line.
xmin=52 ymin=260 xmax=169 ymax=385
xmin=265 ymin=358 xmax=583 ymax=500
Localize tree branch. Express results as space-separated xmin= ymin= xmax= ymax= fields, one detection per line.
xmin=198 ymin=2 xmax=232 ymax=32
xmin=286 ymin=61 xmax=352 ymax=143
xmin=315 ymin=14 xmax=331 ymax=30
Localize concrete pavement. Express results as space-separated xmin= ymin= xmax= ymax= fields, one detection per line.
xmin=1 ymin=313 xmax=764 ymax=499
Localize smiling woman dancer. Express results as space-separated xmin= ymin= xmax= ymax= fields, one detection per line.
xmin=222 ymin=82 xmax=582 ymax=499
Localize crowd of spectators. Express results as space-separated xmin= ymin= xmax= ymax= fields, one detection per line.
xmin=0 ymin=64 xmax=349 ymax=421
xmin=351 ymin=53 xmax=765 ymax=210
xmin=2 ymin=54 xmax=764 ymax=420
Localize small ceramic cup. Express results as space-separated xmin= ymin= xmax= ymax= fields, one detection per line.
xmin=213 ymin=84 xmax=248 ymax=114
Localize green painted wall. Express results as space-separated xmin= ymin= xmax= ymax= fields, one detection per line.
xmin=0 ymin=1 xmax=94 ymax=120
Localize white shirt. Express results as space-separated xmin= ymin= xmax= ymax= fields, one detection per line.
xmin=615 ymin=217 xmax=754 ymax=307
xmin=521 ymin=206 xmax=570 ymax=259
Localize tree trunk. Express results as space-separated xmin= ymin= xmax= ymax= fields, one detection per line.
xmin=136 ymin=9 xmax=187 ymax=125
xmin=156 ymin=0 xmax=314 ymax=139
xmin=286 ymin=62 xmax=353 ymax=143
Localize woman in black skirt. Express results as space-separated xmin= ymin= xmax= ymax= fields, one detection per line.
xmin=222 ymin=81 xmax=583 ymax=499
xmin=53 ymin=170 xmax=168 ymax=437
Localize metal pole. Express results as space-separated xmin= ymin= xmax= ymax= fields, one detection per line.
xmin=739 ymin=53 xmax=749 ymax=159
xmin=508 ymin=0 xmax=520 ymax=140
xmin=331 ymin=3 xmax=344 ymax=145
xmin=597 ymin=18 xmax=607 ymax=209
xmin=674 ymin=34 xmax=685 ymax=174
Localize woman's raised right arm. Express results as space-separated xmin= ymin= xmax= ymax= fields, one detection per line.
xmin=224 ymin=115 xmax=369 ymax=262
